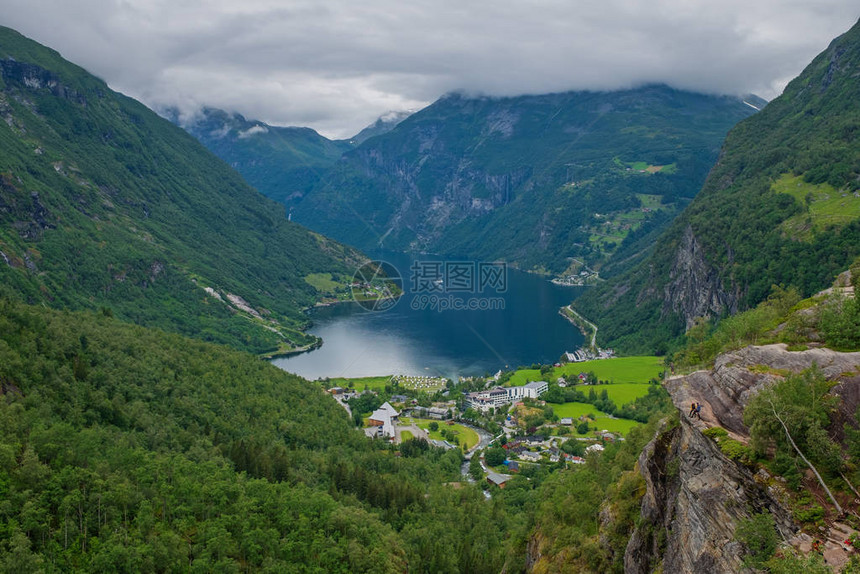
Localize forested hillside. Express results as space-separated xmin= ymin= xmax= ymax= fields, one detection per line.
xmin=218 ymin=86 xmax=759 ymax=275
xmin=575 ymin=18 xmax=860 ymax=354
xmin=0 ymin=26 xmax=360 ymax=355
xmin=0 ymin=298 xmax=528 ymax=572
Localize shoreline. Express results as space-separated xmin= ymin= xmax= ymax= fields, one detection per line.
xmin=260 ymin=337 xmax=322 ymax=360
xmin=559 ymin=304 xmax=598 ymax=350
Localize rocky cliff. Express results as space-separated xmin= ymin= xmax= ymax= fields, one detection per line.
xmin=626 ymin=343 xmax=860 ymax=572
xmin=626 ymin=415 xmax=796 ymax=573
xmin=662 ymin=225 xmax=740 ymax=330
xmin=666 ymin=344 xmax=860 ymax=437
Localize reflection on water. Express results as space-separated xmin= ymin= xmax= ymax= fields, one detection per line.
xmin=273 ymin=252 xmax=585 ymax=380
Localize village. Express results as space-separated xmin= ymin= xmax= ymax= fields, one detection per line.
xmin=324 ymin=361 xmax=643 ymax=491
xmin=551 ymin=268 xmax=599 ymax=286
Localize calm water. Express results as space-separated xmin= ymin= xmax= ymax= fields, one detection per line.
xmin=273 ymin=252 xmax=584 ymax=380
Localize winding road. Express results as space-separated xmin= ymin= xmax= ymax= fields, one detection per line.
xmin=562 ymin=304 xmax=598 ymax=349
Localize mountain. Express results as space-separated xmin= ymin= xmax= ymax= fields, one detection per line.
xmin=172 ymin=108 xmax=414 ymax=205
xmin=171 ymin=107 xmax=353 ymax=204
xmin=0 ymin=26 xmax=362 ymax=355
xmin=0 ymin=297 xmax=525 ymax=573
xmin=290 ymin=86 xmax=761 ymax=275
xmin=349 ymin=109 xmax=414 ymax=144
xmin=575 ymin=18 xmax=860 ymax=354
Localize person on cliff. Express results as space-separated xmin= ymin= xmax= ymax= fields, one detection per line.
xmin=689 ymin=402 xmax=697 ymax=418
xmin=695 ymin=402 xmax=702 ymax=419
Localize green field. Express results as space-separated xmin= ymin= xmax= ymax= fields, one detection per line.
xmin=304 ymin=272 xmax=344 ymax=292
xmin=775 ymin=174 xmax=860 ymax=236
xmin=586 ymin=418 xmax=640 ymax=434
xmin=552 ymin=402 xmax=597 ymax=419
xmin=574 ymin=383 xmax=653 ymax=405
xmin=415 ymin=420 xmax=480 ymax=450
xmin=506 ymin=356 xmax=663 ymax=388
xmin=328 ymin=375 xmax=392 ymax=391
xmin=553 ymin=402 xmax=641 ymax=435
xmin=620 ymin=160 xmax=676 ymax=175
xmin=554 ymin=356 xmax=663 ymax=383
xmin=636 ymin=194 xmax=664 ymax=209
xmin=401 ymin=430 xmax=414 ymax=441
xmin=507 ymin=369 xmax=542 ymax=386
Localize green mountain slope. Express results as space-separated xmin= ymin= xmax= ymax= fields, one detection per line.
xmin=172 ymin=107 xmax=353 ymax=205
xmin=575 ymin=18 xmax=860 ymax=354
xmin=291 ymin=86 xmax=760 ymax=274
xmin=0 ymin=26 xmax=361 ymax=354
xmin=0 ymin=298 xmax=524 ymax=572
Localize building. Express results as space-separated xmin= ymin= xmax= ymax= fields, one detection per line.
xmin=465 ymin=387 xmax=509 ymax=412
xmin=487 ymin=472 xmax=513 ymax=489
xmin=520 ymin=451 xmax=541 ymax=462
xmin=505 ymin=381 xmax=548 ymax=401
xmin=465 ymin=381 xmax=548 ymax=412
xmin=523 ymin=381 xmax=548 ymax=397
xmin=560 ymin=417 xmax=574 ymax=426
xmin=367 ymin=402 xmax=399 ymax=438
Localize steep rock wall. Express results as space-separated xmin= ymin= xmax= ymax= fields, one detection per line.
xmin=628 ymin=344 xmax=860 ymax=572
xmin=662 ymin=225 xmax=740 ymax=330
xmin=625 ymin=415 xmax=796 ymax=574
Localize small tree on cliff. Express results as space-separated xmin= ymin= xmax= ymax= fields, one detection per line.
xmin=744 ymin=368 xmax=843 ymax=513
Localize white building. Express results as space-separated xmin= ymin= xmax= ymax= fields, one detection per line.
xmin=506 ymin=381 xmax=548 ymax=401
xmin=367 ymin=402 xmax=399 ymax=438
xmin=466 ymin=381 xmax=548 ymax=412
xmin=523 ymin=381 xmax=548 ymax=398
xmin=465 ymin=387 xmax=509 ymax=412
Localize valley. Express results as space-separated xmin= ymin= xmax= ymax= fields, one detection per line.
xmin=273 ymin=251 xmax=586 ymax=380
xmin=1 ymin=14 xmax=860 ymax=574
xmin=180 ymin=87 xmax=760 ymax=280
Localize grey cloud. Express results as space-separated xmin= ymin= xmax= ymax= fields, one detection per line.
xmin=1 ymin=0 xmax=857 ymax=138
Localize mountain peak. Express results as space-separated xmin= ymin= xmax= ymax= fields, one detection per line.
xmin=349 ymin=109 xmax=414 ymax=144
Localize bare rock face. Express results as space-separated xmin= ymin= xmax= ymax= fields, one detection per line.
xmin=662 ymin=225 xmax=739 ymax=330
xmin=666 ymin=344 xmax=860 ymax=437
xmin=625 ymin=416 xmax=796 ymax=574
xmin=629 ymin=344 xmax=860 ymax=572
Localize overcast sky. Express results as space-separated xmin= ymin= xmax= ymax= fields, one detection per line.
xmin=2 ymin=1 xmax=858 ymax=138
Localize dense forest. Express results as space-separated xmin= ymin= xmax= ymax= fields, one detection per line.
xmin=0 ymin=295 xmax=679 ymax=572
xmin=4 ymin=15 xmax=860 ymax=573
